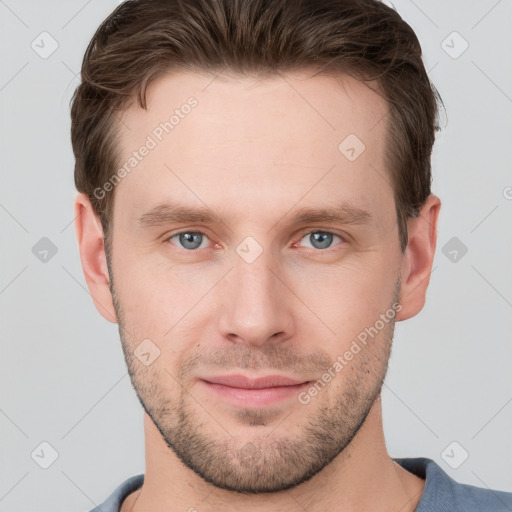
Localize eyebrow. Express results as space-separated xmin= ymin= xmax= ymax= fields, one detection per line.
xmin=136 ymin=201 xmax=372 ymax=230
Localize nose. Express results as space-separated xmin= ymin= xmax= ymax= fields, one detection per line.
xmin=217 ymin=249 xmax=295 ymax=348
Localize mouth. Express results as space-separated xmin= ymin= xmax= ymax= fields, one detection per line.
xmin=199 ymin=374 xmax=312 ymax=407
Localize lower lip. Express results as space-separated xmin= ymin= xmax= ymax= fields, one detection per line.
xmin=200 ymin=380 xmax=311 ymax=407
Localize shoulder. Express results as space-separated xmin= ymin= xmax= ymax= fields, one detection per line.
xmin=87 ymin=474 xmax=145 ymax=512
xmin=452 ymin=481 xmax=512 ymax=511
xmin=393 ymin=456 xmax=512 ymax=511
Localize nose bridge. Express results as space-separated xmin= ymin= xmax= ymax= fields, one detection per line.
xmin=217 ymin=244 xmax=293 ymax=345
xmin=235 ymin=252 xmax=275 ymax=307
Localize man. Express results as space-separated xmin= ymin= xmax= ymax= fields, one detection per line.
xmin=71 ymin=0 xmax=512 ymax=510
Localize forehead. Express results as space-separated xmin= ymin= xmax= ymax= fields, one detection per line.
xmin=119 ymin=68 xmax=388 ymax=147
xmin=113 ymin=69 xmax=392 ymax=225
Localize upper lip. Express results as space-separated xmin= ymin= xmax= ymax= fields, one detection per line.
xmin=201 ymin=374 xmax=308 ymax=389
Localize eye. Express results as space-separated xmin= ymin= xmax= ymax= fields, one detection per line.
xmin=165 ymin=229 xmax=345 ymax=253
xmin=296 ymin=230 xmax=344 ymax=251
xmin=167 ymin=231 xmax=210 ymax=251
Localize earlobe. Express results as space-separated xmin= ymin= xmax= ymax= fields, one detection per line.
xmin=74 ymin=193 xmax=118 ymax=324
xmin=395 ymin=194 xmax=441 ymax=322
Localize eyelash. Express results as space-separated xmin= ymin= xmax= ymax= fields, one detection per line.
xmin=164 ymin=229 xmax=347 ymax=253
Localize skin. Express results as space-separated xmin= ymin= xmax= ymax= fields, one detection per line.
xmin=75 ymin=69 xmax=440 ymax=512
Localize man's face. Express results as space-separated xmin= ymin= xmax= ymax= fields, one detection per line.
xmin=108 ymin=70 xmax=403 ymax=492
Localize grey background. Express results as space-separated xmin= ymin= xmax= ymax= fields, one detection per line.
xmin=1 ymin=0 xmax=511 ymax=510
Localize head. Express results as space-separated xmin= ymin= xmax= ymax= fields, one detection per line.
xmin=72 ymin=0 xmax=442 ymax=494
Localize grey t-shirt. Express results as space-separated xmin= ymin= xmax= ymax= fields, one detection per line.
xmin=88 ymin=457 xmax=512 ymax=511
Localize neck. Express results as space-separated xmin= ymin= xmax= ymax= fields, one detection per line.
xmin=123 ymin=396 xmax=425 ymax=512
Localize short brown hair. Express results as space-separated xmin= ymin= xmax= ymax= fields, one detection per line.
xmin=70 ymin=0 xmax=443 ymax=253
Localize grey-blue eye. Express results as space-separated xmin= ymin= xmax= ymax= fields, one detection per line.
xmin=167 ymin=230 xmax=343 ymax=252
xmin=299 ymin=231 xmax=342 ymax=250
xmin=169 ymin=231 xmax=209 ymax=250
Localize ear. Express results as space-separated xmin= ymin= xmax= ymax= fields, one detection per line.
xmin=73 ymin=193 xmax=118 ymax=324
xmin=396 ymin=194 xmax=441 ymax=321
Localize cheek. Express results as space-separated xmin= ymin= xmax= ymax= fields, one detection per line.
xmin=290 ymin=257 xmax=396 ymax=344
xmin=113 ymin=255 xmax=217 ymax=344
